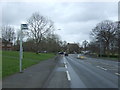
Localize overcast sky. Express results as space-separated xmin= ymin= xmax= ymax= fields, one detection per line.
xmin=0 ymin=1 xmax=118 ymax=44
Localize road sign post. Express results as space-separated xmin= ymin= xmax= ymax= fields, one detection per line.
xmin=19 ymin=28 xmax=22 ymax=73
xmin=20 ymin=24 xmax=28 ymax=73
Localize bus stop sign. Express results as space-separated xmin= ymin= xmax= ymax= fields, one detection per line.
xmin=21 ymin=24 xmax=28 ymax=30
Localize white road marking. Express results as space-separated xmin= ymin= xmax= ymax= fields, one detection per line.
xmin=96 ymin=66 xmax=100 ymax=68
xmin=96 ymin=66 xmax=107 ymax=70
xmin=64 ymin=59 xmax=66 ymax=64
xmin=101 ymin=67 xmax=107 ymax=70
xmin=66 ymin=71 xmax=71 ymax=81
xmin=115 ymin=73 xmax=120 ymax=76
xmin=64 ymin=61 xmax=67 ymax=65
xmin=65 ymin=64 xmax=67 ymax=68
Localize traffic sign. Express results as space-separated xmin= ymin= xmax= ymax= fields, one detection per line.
xmin=21 ymin=24 xmax=28 ymax=30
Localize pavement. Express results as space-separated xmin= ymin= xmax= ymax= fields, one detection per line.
xmin=2 ymin=54 xmax=120 ymax=88
xmin=2 ymin=56 xmax=60 ymax=88
xmin=43 ymin=56 xmax=70 ymax=88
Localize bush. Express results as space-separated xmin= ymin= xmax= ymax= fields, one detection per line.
xmin=98 ymin=54 xmax=118 ymax=58
xmin=109 ymin=55 xmax=118 ymax=58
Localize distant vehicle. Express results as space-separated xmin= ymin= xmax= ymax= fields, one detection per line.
xmin=65 ymin=53 xmax=68 ymax=56
xmin=58 ymin=52 xmax=64 ymax=55
xmin=39 ymin=51 xmax=47 ymax=53
xmin=77 ymin=54 xmax=86 ymax=59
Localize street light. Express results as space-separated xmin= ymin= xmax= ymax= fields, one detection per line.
xmin=20 ymin=24 xmax=28 ymax=73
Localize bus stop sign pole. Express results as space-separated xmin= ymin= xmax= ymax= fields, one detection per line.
xmin=20 ymin=24 xmax=28 ymax=73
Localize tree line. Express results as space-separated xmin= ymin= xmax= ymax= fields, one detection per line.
xmin=1 ymin=12 xmax=67 ymax=53
xmin=82 ymin=20 xmax=119 ymax=58
xmin=2 ymin=12 xmax=119 ymax=56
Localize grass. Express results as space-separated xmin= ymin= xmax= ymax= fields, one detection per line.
xmin=89 ymin=53 xmax=119 ymax=61
xmin=98 ymin=57 xmax=119 ymax=61
xmin=2 ymin=51 xmax=55 ymax=78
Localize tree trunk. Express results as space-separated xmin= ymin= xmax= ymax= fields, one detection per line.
xmin=106 ymin=42 xmax=110 ymax=57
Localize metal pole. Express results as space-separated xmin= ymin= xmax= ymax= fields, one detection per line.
xmin=20 ymin=28 xmax=23 ymax=73
xmin=19 ymin=24 xmax=28 ymax=73
xmin=100 ymin=38 xmax=102 ymax=57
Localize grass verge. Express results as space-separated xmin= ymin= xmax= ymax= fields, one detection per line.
xmin=2 ymin=51 xmax=55 ymax=78
xmin=99 ymin=57 xmax=119 ymax=61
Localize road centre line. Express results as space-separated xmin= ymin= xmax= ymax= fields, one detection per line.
xmin=101 ymin=67 xmax=107 ymax=70
xmin=64 ymin=59 xmax=66 ymax=64
xmin=64 ymin=61 xmax=67 ymax=65
xmin=115 ymin=73 xmax=120 ymax=76
xmin=65 ymin=64 xmax=67 ymax=68
xmin=96 ymin=66 xmax=107 ymax=71
xmin=66 ymin=71 xmax=71 ymax=81
xmin=96 ymin=66 xmax=100 ymax=68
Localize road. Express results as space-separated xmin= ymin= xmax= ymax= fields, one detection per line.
xmin=45 ymin=54 xmax=119 ymax=88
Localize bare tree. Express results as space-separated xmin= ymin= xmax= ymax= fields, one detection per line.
xmin=22 ymin=33 xmax=63 ymax=53
xmin=27 ymin=12 xmax=55 ymax=53
xmin=2 ymin=25 xmax=15 ymax=43
xmin=91 ymin=20 xmax=117 ymax=56
xmin=115 ymin=21 xmax=120 ymax=59
xmin=45 ymin=34 xmax=61 ymax=52
xmin=82 ymin=40 xmax=88 ymax=51
xmin=88 ymin=41 xmax=99 ymax=53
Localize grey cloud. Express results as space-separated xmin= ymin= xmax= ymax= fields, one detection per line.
xmin=1 ymin=2 xmax=118 ymax=43
xmin=54 ymin=2 xmax=118 ymax=23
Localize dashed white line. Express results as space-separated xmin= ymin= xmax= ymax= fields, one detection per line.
xmin=65 ymin=64 xmax=67 ymax=68
xmin=96 ymin=66 xmax=100 ymax=68
xmin=101 ymin=67 xmax=107 ymax=70
xmin=64 ymin=60 xmax=66 ymax=64
xmin=96 ymin=66 xmax=107 ymax=71
xmin=115 ymin=73 xmax=120 ymax=76
xmin=66 ymin=71 xmax=71 ymax=81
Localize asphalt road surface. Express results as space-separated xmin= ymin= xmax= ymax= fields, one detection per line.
xmin=65 ymin=54 xmax=119 ymax=88
xmin=46 ymin=54 xmax=119 ymax=88
xmin=3 ymin=54 xmax=119 ymax=88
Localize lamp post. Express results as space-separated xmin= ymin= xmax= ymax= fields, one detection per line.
xmin=20 ymin=24 xmax=28 ymax=73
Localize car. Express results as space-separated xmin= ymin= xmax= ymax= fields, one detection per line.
xmin=58 ymin=52 xmax=64 ymax=55
xmin=77 ymin=54 xmax=86 ymax=59
xmin=65 ymin=53 xmax=68 ymax=56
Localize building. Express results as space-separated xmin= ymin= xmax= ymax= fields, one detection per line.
xmin=67 ymin=43 xmax=80 ymax=53
xmin=2 ymin=39 xmax=13 ymax=50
